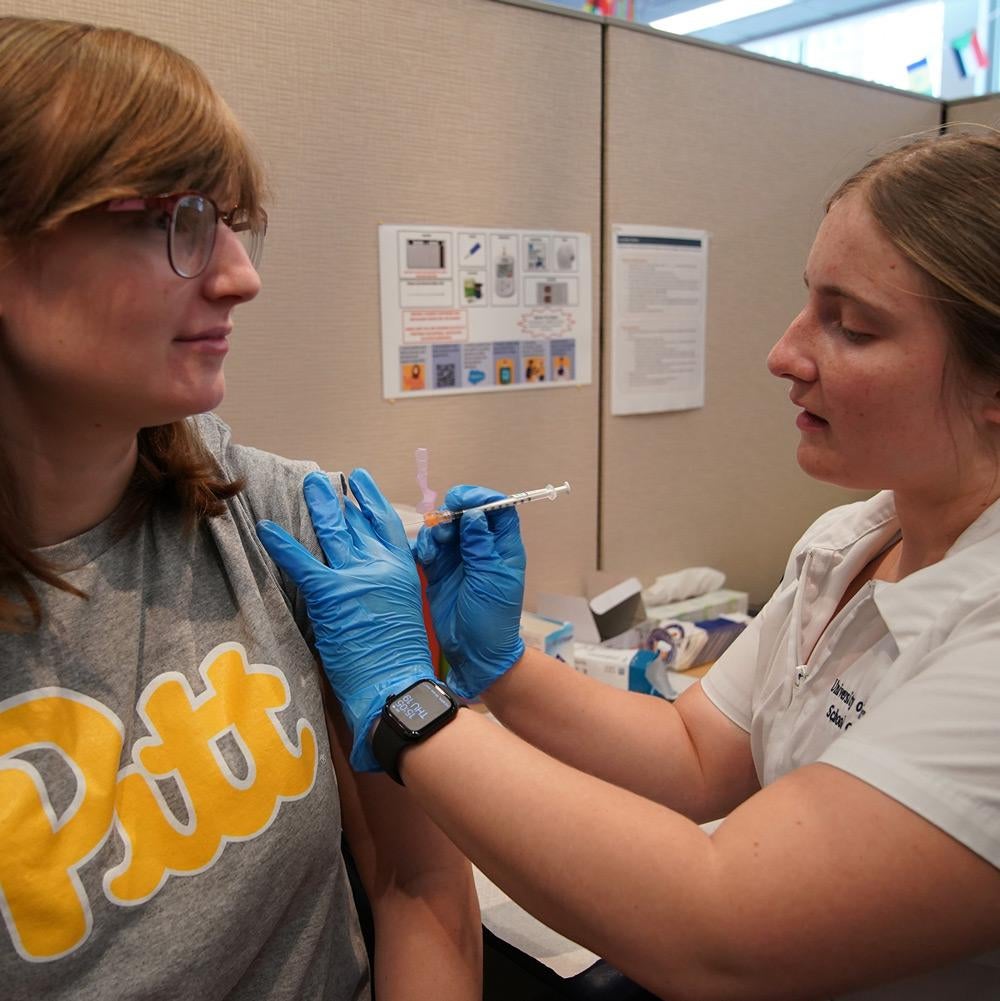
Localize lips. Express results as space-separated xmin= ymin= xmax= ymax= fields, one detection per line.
xmin=796 ymin=409 xmax=829 ymax=431
xmin=788 ymin=393 xmax=828 ymax=430
xmin=176 ymin=326 xmax=231 ymax=342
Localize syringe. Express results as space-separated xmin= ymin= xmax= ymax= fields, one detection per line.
xmin=423 ymin=482 xmax=571 ymax=527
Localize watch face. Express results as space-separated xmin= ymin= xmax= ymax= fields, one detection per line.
xmin=387 ymin=682 xmax=454 ymax=736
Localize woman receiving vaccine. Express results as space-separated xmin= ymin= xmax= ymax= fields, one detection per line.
xmin=0 ymin=16 xmax=480 ymax=1000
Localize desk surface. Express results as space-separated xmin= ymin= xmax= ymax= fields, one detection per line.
xmin=682 ymin=661 xmax=713 ymax=679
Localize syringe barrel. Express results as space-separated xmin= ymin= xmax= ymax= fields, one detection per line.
xmin=423 ymin=481 xmax=570 ymax=526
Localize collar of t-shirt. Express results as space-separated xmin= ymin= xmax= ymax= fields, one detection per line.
xmin=794 ymin=490 xmax=1000 ymax=658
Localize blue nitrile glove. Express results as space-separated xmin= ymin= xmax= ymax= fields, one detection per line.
xmin=415 ymin=485 xmax=526 ymax=700
xmin=256 ymin=469 xmax=435 ymax=772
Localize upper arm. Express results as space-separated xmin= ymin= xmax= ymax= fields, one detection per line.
xmin=678 ymin=584 xmax=1000 ymax=997
xmin=672 ymin=610 xmax=765 ymax=821
xmin=674 ymin=682 xmax=759 ymax=822
xmin=692 ymin=762 xmax=1000 ymax=1000
xmin=323 ymin=697 xmax=482 ymax=1001
xmin=322 ymin=695 xmax=476 ymax=902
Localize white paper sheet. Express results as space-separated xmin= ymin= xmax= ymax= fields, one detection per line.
xmin=475 ymin=866 xmax=599 ymax=979
xmin=611 ymin=225 xmax=708 ymax=415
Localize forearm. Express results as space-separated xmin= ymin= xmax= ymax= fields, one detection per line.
xmin=481 ymin=647 xmax=713 ymax=817
xmin=325 ymin=700 xmax=481 ymax=1000
xmin=371 ymin=864 xmax=481 ymax=1001
xmin=400 ymin=711 xmax=1000 ymax=1001
xmin=399 ymin=708 xmax=731 ymax=1000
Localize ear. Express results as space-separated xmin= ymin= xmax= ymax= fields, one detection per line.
xmin=0 ymin=241 xmax=8 ymax=317
xmin=982 ymin=387 xmax=1000 ymax=427
xmin=0 ymin=236 xmax=19 ymax=316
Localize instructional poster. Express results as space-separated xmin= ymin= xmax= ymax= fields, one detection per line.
xmin=379 ymin=225 xmax=592 ymax=399
xmin=610 ymin=225 xmax=708 ymax=416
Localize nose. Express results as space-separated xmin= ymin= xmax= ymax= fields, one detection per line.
xmin=767 ymin=306 xmax=817 ymax=384
xmin=200 ymin=223 xmax=262 ymax=304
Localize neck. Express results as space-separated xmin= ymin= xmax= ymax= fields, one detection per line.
xmin=890 ymin=472 xmax=1000 ymax=580
xmin=4 ymin=411 xmax=139 ymax=548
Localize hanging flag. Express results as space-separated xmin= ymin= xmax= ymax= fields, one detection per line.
xmin=582 ymin=0 xmax=635 ymax=18
xmin=952 ymin=29 xmax=988 ymax=78
xmin=906 ymin=57 xmax=933 ymax=96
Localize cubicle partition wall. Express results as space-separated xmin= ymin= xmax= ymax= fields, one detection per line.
xmin=10 ymin=0 xmax=603 ymax=602
xmin=8 ymin=0 xmax=957 ymax=608
xmin=601 ymin=26 xmax=941 ymax=605
xmin=224 ymin=0 xmax=604 ymax=604
xmin=946 ymin=93 xmax=1000 ymax=127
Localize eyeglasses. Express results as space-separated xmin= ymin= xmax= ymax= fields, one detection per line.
xmin=105 ymin=191 xmax=267 ymax=279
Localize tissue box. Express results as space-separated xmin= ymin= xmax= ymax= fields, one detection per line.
xmin=571 ymin=643 xmax=657 ymax=693
xmin=644 ymin=588 xmax=748 ymax=624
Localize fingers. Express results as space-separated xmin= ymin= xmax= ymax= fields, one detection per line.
xmin=256 ymin=519 xmax=328 ymax=583
xmin=489 ymin=506 xmax=526 ymax=569
xmin=426 ymin=517 xmax=459 ymax=548
xmin=303 ymin=471 xmax=354 ymax=567
xmin=415 ymin=522 xmax=462 ymax=588
xmin=441 ymin=484 xmax=525 ymax=571
xmin=414 ymin=525 xmax=439 ymax=566
xmin=458 ymin=510 xmax=499 ymax=568
xmin=349 ymin=468 xmax=411 ymax=553
xmin=443 ymin=484 xmax=506 ymax=511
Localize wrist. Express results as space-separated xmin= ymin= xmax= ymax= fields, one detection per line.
xmin=478 ymin=644 xmax=536 ymax=710
xmin=371 ymin=678 xmax=462 ymax=784
xmin=454 ymin=636 xmax=526 ymax=698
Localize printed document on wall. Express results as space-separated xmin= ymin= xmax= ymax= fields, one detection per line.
xmin=611 ymin=225 xmax=707 ymax=416
xmin=378 ymin=224 xmax=592 ymax=399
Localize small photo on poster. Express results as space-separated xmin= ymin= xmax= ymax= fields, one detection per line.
xmin=462 ymin=342 xmax=492 ymax=388
xmin=551 ymin=339 xmax=575 ymax=381
xmin=490 ymin=235 xmax=519 ymax=306
xmin=524 ymin=352 xmax=548 ymax=382
xmin=493 ymin=341 xmax=521 ymax=386
xmin=496 ymin=356 xmax=516 ymax=386
xmin=460 ymin=270 xmax=486 ymax=306
xmin=524 ymin=236 xmax=549 ymax=271
xmin=432 ymin=344 xmax=463 ymax=390
xmin=400 ymin=345 xmax=429 ymax=392
xmin=402 ymin=362 xmax=426 ymax=391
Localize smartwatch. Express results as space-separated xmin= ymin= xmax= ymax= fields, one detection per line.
xmin=372 ymin=678 xmax=460 ymax=784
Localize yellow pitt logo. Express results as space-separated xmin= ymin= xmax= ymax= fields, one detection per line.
xmin=0 ymin=643 xmax=317 ymax=961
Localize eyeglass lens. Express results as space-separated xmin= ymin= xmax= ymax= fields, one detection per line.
xmin=169 ymin=194 xmax=265 ymax=278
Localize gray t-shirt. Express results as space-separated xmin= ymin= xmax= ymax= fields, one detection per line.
xmin=0 ymin=414 xmax=369 ymax=1000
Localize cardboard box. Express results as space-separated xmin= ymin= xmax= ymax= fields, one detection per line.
xmin=536 ymin=572 xmax=648 ymax=646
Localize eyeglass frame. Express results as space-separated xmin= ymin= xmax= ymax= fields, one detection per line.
xmin=104 ymin=191 xmax=267 ymax=279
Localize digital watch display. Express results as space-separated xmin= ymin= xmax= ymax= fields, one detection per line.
xmin=372 ymin=679 xmax=460 ymax=784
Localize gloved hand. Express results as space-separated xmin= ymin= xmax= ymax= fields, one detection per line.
xmin=256 ymin=469 xmax=435 ymax=772
xmin=415 ymin=485 xmax=526 ymax=700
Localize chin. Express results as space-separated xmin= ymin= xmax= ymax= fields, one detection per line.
xmin=183 ymin=377 xmax=227 ymax=419
xmin=146 ymin=387 xmax=226 ymax=428
xmin=795 ymin=445 xmax=873 ymax=491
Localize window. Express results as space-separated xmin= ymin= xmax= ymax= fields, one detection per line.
xmin=538 ymin=0 xmax=999 ymax=100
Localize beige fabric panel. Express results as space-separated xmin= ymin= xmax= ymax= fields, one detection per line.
xmin=11 ymin=0 xmax=603 ymax=604
xmin=602 ymin=28 xmax=942 ymax=607
xmin=946 ymin=95 xmax=1000 ymax=128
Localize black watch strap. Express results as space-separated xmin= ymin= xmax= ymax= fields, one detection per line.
xmin=372 ymin=679 xmax=460 ymax=785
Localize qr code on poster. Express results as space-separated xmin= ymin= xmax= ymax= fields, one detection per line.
xmin=435 ymin=363 xmax=457 ymax=388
